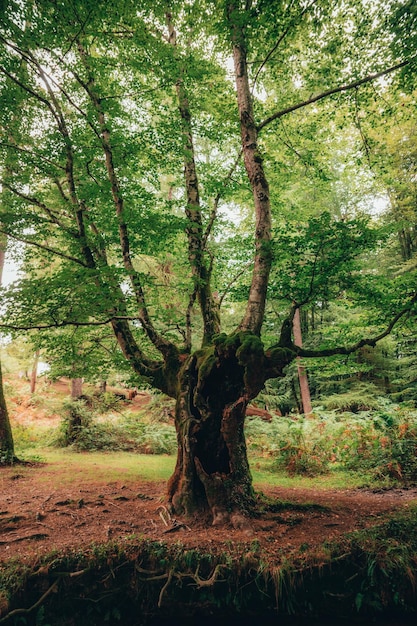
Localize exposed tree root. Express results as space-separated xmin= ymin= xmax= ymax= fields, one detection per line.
xmin=137 ymin=562 xmax=226 ymax=608
xmin=0 ymin=580 xmax=59 ymax=623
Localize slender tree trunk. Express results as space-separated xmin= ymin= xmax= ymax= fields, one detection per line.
xmin=0 ymin=360 xmax=15 ymax=464
xmin=0 ymin=234 xmax=16 ymax=464
xmin=29 ymin=349 xmax=40 ymax=394
xmin=293 ymin=307 xmax=313 ymax=415
xmin=71 ymin=377 xmax=83 ymax=399
xmin=166 ymin=12 xmax=220 ymax=346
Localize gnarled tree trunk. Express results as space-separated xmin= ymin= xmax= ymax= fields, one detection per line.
xmin=167 ymin=332 xmax=285 ymax=528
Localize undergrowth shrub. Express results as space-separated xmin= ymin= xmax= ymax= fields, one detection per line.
xmin=12 ymin=423 xmax=50 ymax=450
xmin=53 ymin=399 xmax=99 ymax=449
xmin=275 ymin=426 xmax=329 ymax=476
xmin=338 ymin=411 xmax=417 ymax=482
xmin=320 ymin=383 xmax=383 ymax=413
xmin=246 ymin=402 xmax=417 ymax=482
xmin=52 ymin=398 xmax=177 ymax=454
xmin=246 ymin=416 xmax=331 ymax=476
xmin=121 ymin=420 xmax=177 ymax=454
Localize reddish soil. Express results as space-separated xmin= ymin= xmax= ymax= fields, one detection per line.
xmin=1 ymin=466 xmax=417 ymax=565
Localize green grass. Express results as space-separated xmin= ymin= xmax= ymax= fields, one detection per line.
xmin=14 ymin=448 xmax=176 ymax=486
xmin=10 ymin=446 xmax=372 ymax=491
xmin=251 ymin=457 xmax=372 ymax=489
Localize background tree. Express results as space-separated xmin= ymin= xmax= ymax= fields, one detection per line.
xmin=0 ymin=233 xmax=16 ymax=464
xmin=0 ymin=0 xmax=416 ymax=523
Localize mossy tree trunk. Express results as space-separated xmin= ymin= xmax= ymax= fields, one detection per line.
xmin=167 ymin=332 xmax=294 ymax=527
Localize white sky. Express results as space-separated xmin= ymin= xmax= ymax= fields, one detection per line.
xmin=2 ymin=257 xmax=22 ymax=286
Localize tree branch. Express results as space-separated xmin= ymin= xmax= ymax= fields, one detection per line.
xmin=76 ymin=38 xmax=176 ymax=359
xmin=252 ymin=0 xmax=320 ymax=90
xmin=257 ymin=58 xmax=415 ymax=131
xmin=298 ymin=291 xmax=417 ymax=358
xmin=202 ymin=148 xmax=243 ymax=249
xmin=0 ymin=228 xmax=89 ymax=267
xmin=229 ymin=8 xmax=272 ymax=336
xmin=166 ymin=10 xmax=220 ymax=345
xmin=0 ymin=316 xmax=141 ymax=331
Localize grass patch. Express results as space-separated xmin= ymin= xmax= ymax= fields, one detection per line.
xmin=4 ymin=449 xmax=176 ymax=486
xmin=7 ymin=446 xmax=374 ymax=492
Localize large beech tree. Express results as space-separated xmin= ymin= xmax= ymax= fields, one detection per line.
xmin=1 ymin=0 xmax=416 ymax=523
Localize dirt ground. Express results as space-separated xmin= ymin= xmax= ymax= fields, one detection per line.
xmin=2 ymin=466 xmax=417 ymax=565
xmin=2 ymin=377 xmax=417 ymax=567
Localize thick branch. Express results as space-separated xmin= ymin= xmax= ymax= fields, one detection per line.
xmin=76 ymin=39 xmax=176 ymax=359
xmin=265 ymin=290 xmax=417 ymax=379
xmin=166 ymin=11 xmax=220 ymax=345
xmin=298 ymin=291 xmax=417 ymax=358
xmin=229 ymin=8 xmax=272 ymax=336
xmin=257 ymin=58 xmax=414 ymax=131
xmin=110 ymin=318 xmax=179 ymax=397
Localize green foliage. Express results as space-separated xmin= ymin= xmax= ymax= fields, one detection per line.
xmin=319 ymin=382 xmax=384 ymax=413
xmin=0 ymin=0 xmax=416 ymax=517
xmin=270 ymin=212 xmax=385 ymax=306
xmin=246 ymin=403 xmax=417 ymax=483
xmin=52 ymin=397 xmax=177 ymax=454
xmin=11 ymin=423 xmax=50 ymax=450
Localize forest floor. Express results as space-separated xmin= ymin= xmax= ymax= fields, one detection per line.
xmin=2 ymin=459 xmax=417 ymax=567
xmin=2 ymin=378 xmax=417 ymax=568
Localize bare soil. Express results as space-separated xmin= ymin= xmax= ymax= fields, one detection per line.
xmin=2 ymin=466 xmax=417 ymax=566
xmin=2 ymin=377 xmax=417 ymax=567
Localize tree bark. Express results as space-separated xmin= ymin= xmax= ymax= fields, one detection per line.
xmin=167 ymin=332 xmax=271 ymax=527
xmin=0 ymin=359 xmax=15 ymax=464
xmin=293 ymin=307 xmax=313 ymax=415
xmin=29 ymin=349 xmax=40 ymax=394
xmin=0 ymin=234 xmax=16 ymax=464
xmin=166 ymin=330 xmax=295 ymax=526
xmin=229 ymin=8 xmax=272 ymax=336
xmin=71 ymin=377 xmax=83 ymax=400
xmin=166 ymin=12 xmax=220 ymax=346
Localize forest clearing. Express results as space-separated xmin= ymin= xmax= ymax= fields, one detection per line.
xmin=1 ymin=377 xmax=416 ymax=563
xmin=1 ymin=376 xmax=417 ymax=623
